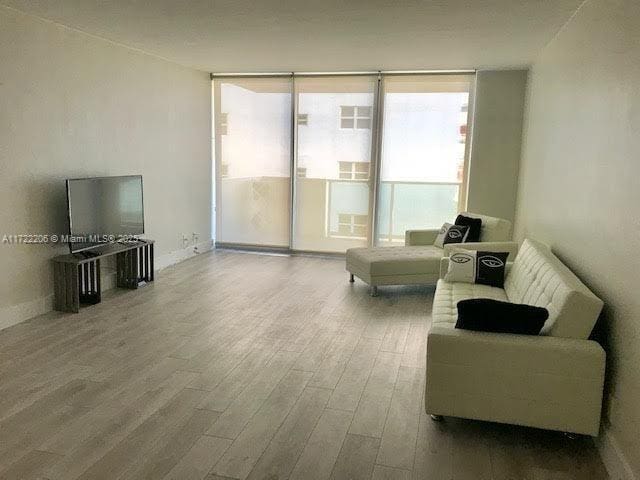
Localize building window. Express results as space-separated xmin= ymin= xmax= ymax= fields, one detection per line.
xmin=339 ymin=161 xmax=369 ymax=180
xmin=460 ymin=104 xmax=468 ymax=113
xmin=297 ymin=113 xmax=308 ymax=126
xmin=340 ymin=106 xmax=372 ymax=129
xmin=219 ymin=112 xmax=228 ymax=135
xmin=337 ymin=214 xmax=368 ymax=237
xmin=459 ymin=124 xmax=467 ymax=144
xmin=220 ymin=163 xmax=229 ymax=178
xmin=297 ymin=167 xmax=307 ymax=177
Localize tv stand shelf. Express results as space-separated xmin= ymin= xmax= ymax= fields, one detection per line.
xmin=52 ymin=239 xmax=154 ymax=313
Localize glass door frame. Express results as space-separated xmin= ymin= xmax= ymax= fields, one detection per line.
xmin=212 ymin=71 xmax=476 ymax=253
xmin=212 ymin=74 xmax=294 ymax=251
xmin=291 ymin=73 xmax=381 ymax=252
xmin=371 ymin=72 xmax=477 ymax=246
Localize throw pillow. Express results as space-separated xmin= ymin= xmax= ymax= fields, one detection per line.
xmin=444 ymin=249 xmax=509 ymax=288
xmin=455 ymin=298 xmax=549 ymax=335
xmin=434 ymin=223 xmax=470 ymax=249
xmin=455 ymin=214 xmax=482 ymax=242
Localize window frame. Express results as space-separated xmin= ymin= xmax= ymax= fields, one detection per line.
xmin=213 ymin=72 xmax=475 ymax=252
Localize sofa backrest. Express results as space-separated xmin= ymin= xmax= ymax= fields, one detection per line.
xmin=504 ymin=239 xmax=603 ymax=340
xmin=459 ymin=212 xmax=512 ymax=242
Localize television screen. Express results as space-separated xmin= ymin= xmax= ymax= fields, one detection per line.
xmin=66 ymin=175 xmax=144 ymax=253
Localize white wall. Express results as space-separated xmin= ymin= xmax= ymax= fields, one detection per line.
xmin=0 ymin=6 xmax=212 ymax=329
xmin=515 ymin=0 xmax=640 ymax=477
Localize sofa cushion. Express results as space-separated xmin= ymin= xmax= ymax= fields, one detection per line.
xmin=504 ymin=239 xmax=604 ymax=340
xmin=459 ymin=211 xmax=512 ymax=242
xmin=432 ymin=279 xmax=508 ymax=327
xmin=346 ymin=246 xmax=443 ymax=276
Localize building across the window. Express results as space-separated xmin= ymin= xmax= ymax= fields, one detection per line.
xmin=220 ymin=163 xmax=229 ymax=178
xmin=297 ymin=113 xmax=308 ymax=126
xmin=339 ymin=161 xmax=369 ymax=180
xmin=336 ymin=213 xmax=368 ymax=237
xmin=340 ymin=106 xmax=372 ymax=129
xmin=219 ymin=112 xmax=228 ymax=135
xmin=296 ymin=167 xmax=307 ymax=177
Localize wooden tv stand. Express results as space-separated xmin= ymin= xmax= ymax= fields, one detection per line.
xmin=52 ymin=239 xmax=154 ymax=313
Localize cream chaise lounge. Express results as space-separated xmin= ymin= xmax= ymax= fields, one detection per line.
xmin=346 ymin=212 xmax=515 ymax=296
xmin=426 ymin=238 xmax=606 ymax=436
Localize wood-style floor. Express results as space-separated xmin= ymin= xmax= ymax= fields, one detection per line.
xmin=0 ymin=250 xmax=609 ymax=480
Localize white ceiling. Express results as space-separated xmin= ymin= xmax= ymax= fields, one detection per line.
xmin=2 ymin=0 xmax=583 ymax=72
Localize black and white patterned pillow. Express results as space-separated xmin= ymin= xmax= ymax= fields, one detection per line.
xmin=434 ymin=223 xmax=470 ymax=248
xmin=445 ymin=249 xmax=509 ymax=288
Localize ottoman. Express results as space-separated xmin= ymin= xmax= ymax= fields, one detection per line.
xmin=346 ymin=246 xmax=444 ymax=296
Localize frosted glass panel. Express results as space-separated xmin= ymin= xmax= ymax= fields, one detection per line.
xmin=292 ymin=76 xmax=377 ymax=252
xmin=376 ymin=75 xmax=472 ymax=245
xmin=214 ymin=78 xmax=292 ymax=246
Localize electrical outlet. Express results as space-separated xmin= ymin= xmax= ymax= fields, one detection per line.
xmin=192 ymin=232 xmax=199 ymax=245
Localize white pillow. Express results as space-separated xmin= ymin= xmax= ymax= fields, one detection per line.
xmin=445 ymin=248 xmax=509 ymax=288
xmin=445 ymin=249 xmax=476 ymax=283
xmin=434 ymin=223 xmax=470 ymax=249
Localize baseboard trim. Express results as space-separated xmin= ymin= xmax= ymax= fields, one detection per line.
xmin=0 ymin=239 xmax=214 ymax=331
xmin=0 ymin=294 xmax=54 ymax=331
xmin=155 ymin=239 xmax=213 ymax=271
xmin=598 ymin=427 xmax=637 ymax=480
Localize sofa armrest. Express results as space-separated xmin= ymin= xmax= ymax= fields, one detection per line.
xmin=405 ymin=229 xmax=440 ymax=246
xmin=443 ymin=241 xmax=519 ymax=260
xmin=425 ymin=326 xmax=606 ymax=435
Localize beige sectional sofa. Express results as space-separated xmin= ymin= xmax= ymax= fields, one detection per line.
xmin=346 ymin=212 xmax=515 ymax=296
xmin=425 ymin=238 xmax=606 ymax=436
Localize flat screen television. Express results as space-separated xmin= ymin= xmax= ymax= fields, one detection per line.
xmin=66 ymin=175 xmax=144 ymax=253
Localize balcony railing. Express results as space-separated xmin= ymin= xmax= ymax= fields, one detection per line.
xmin=375 ymin=180 xmax=462 ymax=245
xmin=218 ymin=176 xmax=462 ymax=250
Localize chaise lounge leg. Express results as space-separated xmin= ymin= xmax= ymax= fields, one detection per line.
xmin=349 ymin=273 xmax=355 ymax=283
xmin=369 ymin=286 xmax=378 ymax=297
xmin=430 ymin=414 xmax=443 ymax=422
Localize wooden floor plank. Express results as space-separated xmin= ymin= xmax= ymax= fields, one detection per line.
xmin=245 ymin=386 xmax=331 ymax=480
xmin=289 ymin=408 xmax=354 ymax=480
xmin=330 ymin=433 xmax=380 ymax=480
xmin=376 ymin=366 xmax=424 ymax=470
xmin=212 ymin=369 xmax=313 ymax=479
xmin=205 ymin=349 xmax=300 ymax=439
xmin=349 ymin=351 xmax=402 ymax=438
xmin=163 ymin=435 xmax=232 ymax=480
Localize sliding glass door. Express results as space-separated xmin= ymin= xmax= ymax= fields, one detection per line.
xmin=214 ymin=77 xmax=292 ymax=247
xmin=376 ymin=75 xmax=473 ymax=245
xmin=213 ymin=73 xmax=474 ymax=252
xmin=292 ymin=76 xmax=377 ymax=251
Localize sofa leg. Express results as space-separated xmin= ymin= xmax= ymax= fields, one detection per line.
xmin=349 ymin=273 xmax=355 ymax=283
xmin=369 ymin=286 xmax=378 ymax=297
xmin=430 ymin=414 xmax=443 ymax=422
xmin=563 ymin=432 xmax=578 ymax=440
